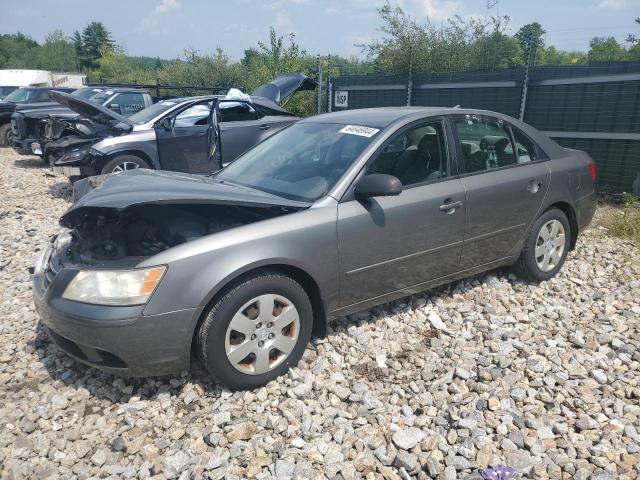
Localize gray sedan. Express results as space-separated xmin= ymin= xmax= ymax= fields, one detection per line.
xmin=33 ymin=107 xmax=597 ymax=390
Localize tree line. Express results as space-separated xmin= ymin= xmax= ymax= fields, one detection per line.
xmin=1 ymin=4 xmax=639 ymax=117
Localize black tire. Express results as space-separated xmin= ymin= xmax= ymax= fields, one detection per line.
xmin=197 ymin=272 xmax=313 ymax=390
xmin=100 ymin=154 xmax=150 ymax=174
xmin=514 ymin=208 xmax=571 ymax=282
xmin=0 ymin=123 xmax=12 ymax=147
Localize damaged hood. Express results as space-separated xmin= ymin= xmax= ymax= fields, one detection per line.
xmin=252 ymin=73 xmax=316 ymax=103
xmin=49 ymin=91 xmax=133 ymax=129
xmin=62 ymin=169 xmax=310 ymax=227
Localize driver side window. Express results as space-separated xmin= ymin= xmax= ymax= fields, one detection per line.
xmin=173 ymin=102 xmax=211 ymax=127
xmin=367 ymin=121 xmax=449 ymax=187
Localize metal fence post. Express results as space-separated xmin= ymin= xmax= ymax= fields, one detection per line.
xmin=156 ymin=78 xmax=161 ymax=100
xmin=519 ymin=36 xmax=533 ymax=121
xmin=327 ymin=55 xmax=333 ymax=113
xmin=406 ymin=45 xmax=413 ymax=107
xmin=317 ymin=55 xmax=323 ymax=115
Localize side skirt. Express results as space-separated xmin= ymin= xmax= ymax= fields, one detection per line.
xmin=329 ymin=256 xmax=518 ymax=319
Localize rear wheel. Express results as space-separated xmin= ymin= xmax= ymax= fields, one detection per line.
xmin=0 ymin=123 xmax=12 ymax=147
xmin=197 ymin=272 xmax=313 ymax=390
xmin=100 ymin=154 xmax=150 ymax=174
xmin=514 ymin=208 xmax=571 ymax=282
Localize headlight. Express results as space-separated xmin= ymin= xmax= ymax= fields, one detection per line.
xmin=62 ymin=266 xmax=166 ymax=306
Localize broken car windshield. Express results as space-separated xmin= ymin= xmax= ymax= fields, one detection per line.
xmin=215 ymin=122 xmax=377 ymax=202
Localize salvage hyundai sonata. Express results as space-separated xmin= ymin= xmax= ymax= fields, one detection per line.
xmin=33 ymin=107 xmax=597 ymax=390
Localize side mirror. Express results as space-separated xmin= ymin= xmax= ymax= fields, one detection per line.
xmin=161 ymin=117 xmax=173 ymax=130
xmin=354 ymin=174 xmax=402 ymax=198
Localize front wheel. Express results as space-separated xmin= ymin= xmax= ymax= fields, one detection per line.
xmin=514 ymin=208 xmax=571 ymax=282
xmin=100 ymin=154 xmax=150 ymax=174
xmin=197 ymin=272 xmax=313 ymax=390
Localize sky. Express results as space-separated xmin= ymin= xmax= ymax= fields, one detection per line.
xmin=1 ymin=0 xmax=640 ymax=60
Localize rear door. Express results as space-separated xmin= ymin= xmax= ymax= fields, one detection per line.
xmin=218 ymin=100 xmax=265 ymax=165
xmin=337 ymin=118 xmax=466 ymax=306
xmin=155 ymin=100 xmax=213 ymax=173
xmin=451 ymin=114 xmax=551 ymax=268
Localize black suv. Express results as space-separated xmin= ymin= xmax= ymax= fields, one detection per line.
xmin=0 ymin=87 xmax=75 ymax=146
xmin=11 ymin=86 xmax=153 ymax=156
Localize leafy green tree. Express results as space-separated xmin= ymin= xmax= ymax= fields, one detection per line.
xmin=588 ymin=37 xmax=627 ymax=62
xmin=33 ymin=30 xmax=79 ymax=71
xmin=79 ymin=22 xmax=114 ymax=69
xmin=515 ymin=22 xmax=546 ymax=64
xmin=0 ymin=32 xmax=39 ymax=68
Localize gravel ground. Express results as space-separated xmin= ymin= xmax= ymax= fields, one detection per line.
xmin=1 ymin=147 xmax=639 ymax=480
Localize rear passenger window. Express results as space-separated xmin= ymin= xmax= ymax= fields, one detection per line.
xmin=368 ymin=121 xmax=449 ymax=187
xmin=219 ymin=102 xmax=258 ymax=122
xmin=511 ymin=127 xmax=540 ymax=163
xmin=111 ymin=93 xmax=146 ymax=116
xmin=454 ymin=115 xmax=515 ymax=173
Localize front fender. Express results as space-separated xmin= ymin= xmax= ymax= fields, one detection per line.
xmin=140 ymin=200 xmax=340 ymax=317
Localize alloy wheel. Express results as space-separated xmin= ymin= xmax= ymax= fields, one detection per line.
xmin=535 ymin=219 xmax=565 ymax=272
xmin=111 ymin=161 xmax=140 ymax=173
xmin=224 ymin=294 xmax=300 ymax=375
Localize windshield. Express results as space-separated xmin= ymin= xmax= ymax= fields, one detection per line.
xmin=71 ymin=87 xmax=103 ymax=101
xmin=4 ymin=88 xmax=36 ymax=103
xmin=216 ymin=122 xmax=379 ymax=201
xmin=128 ymin=100 xmax=179 ymax=125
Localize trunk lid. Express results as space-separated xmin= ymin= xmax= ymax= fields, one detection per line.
xmin=252 ymin=73 xmax=316 ymax=103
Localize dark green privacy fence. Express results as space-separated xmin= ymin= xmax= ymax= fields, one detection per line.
xmin=328 ymin=61 xmax=640 ymax=194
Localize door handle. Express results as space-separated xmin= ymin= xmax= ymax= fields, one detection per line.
xmin=259 ymin=124 xmax=271 ymax=130
xmin=527 ymin=179 xmax=543 ymax=194
xmin=439 ymin=199 xmax=463 ymax=213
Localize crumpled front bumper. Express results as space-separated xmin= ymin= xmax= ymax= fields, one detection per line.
xmin=32 ymin=238 xmax=203 ymax=377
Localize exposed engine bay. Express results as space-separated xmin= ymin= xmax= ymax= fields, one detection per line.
xmin=65 ymin=203 xmax=294 ymax=265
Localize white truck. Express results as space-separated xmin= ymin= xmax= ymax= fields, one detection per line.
xmin=0 ymin=69 xmax=86 ymax=94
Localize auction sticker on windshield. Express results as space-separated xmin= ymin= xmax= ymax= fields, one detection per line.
xmin=339 ymin=125 xmax=380 ymax=137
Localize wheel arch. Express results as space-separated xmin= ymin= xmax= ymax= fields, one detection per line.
xmin=189 ymin=263 xmax=329 ymax=356
xmin=544 ymin=201 xmax=579 ymax=250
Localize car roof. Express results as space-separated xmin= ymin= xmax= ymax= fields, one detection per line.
xmin=299 ymin=107 xmax=454 ymax=128
xmin=160 ymin=95 xmax=293 ymax=115
xmin=83 ymin=86 xmax=148 ymax=93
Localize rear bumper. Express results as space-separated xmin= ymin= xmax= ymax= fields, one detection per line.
xmin=576 ymin=191 xmax=597 ymax=233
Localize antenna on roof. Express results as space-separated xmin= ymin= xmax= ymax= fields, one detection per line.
xmin=453 ymin=105 xmax=461 ymax=109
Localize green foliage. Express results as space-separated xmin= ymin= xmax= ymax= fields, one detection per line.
xmin=598 ymin=194 xmax=640 ymax=246
xmin=33 ymin=30 xmax=79 ymax=71
xmin=242 ymin=27 xmax=316 ymax=117
xmin=78 ymin=22 xmax=114 ymax=69
xmin=0 ymin=32 xmax=39 ymax=68
xmin=362 ymin=3 xmax=524 ymax=74
xmin=588 ymin=37 xmax=627 ymax=62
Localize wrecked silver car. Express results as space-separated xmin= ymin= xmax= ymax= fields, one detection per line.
xmin=47 ymin=73 xmax=316 ymax=179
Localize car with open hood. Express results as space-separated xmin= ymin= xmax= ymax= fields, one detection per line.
xmin=33 ymin=106 xmax=597 ymax=390
xmin=45 ymin=73 xmax=316 ymax=179
xmin=0 ymin=86 xmax=75 ymax=146
xmin=11 ymin=86 xmax=153 ymax=156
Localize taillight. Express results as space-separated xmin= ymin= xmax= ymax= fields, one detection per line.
xmin=587 ymin=162 xmax=597 ymax=182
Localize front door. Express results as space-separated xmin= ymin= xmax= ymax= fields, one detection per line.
xmin=337 ymin=119 xmax=466 ymax=307
xmin=155 ymin=101 xmax=214 ymax=173
xmin=451 ymin=114 xmax=551 ymax=267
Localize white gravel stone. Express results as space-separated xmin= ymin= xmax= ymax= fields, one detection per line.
xmin=0 ymin=148 xmax=639 ymax=479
